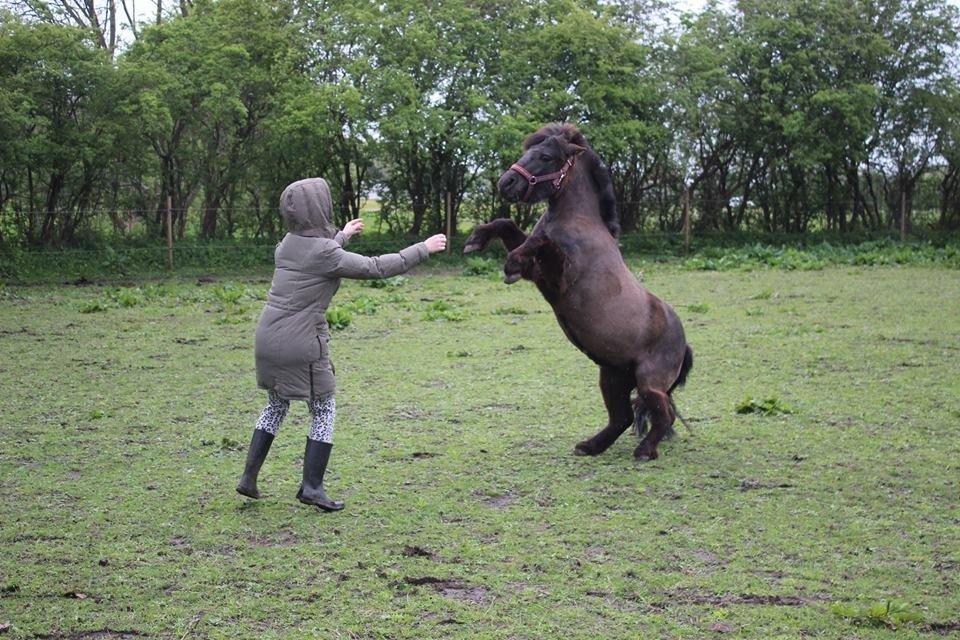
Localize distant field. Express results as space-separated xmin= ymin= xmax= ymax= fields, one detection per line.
xmin=1 ymin=263 xmax=958 ymax=638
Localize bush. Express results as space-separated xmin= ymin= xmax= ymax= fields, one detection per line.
xmin=343 ymin=295 xmax=379 ymax=315
xmin=735 ymin=397 xmax=795 ymax=416
xmin=463 ymin=256 xmax=499 ymax=276
xmin=112 ymin=287 xmax=144 ymax=308
xmin=363 ymin=276 xmax=407 ymax=289
xmin=79 ymin=299 xmax=110 ymax=313
xmin=211 ymin=283 xmax=248 ymax=305
xmin=423 ymin=299 xmax=464 ymax=322
xmin=326 ymin=306 xmax=352 ymax=330
xmin=3 ymin=233 xmax=958 ymax=284
xmin=680 ymin=238 xmax=960 ymax=272
xmin=830 ymin=601 xmax=924 ymax=628
xmin=492 ymin=305 xmax=528 ymax=315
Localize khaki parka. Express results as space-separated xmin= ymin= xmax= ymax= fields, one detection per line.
xmin=254 ymin=178 xmax=429 ymax=400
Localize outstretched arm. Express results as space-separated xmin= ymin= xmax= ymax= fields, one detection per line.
xmin=331 ymin=244 xmax=428 ymax=279
xmin=330 ymin=234 xmax=446 ymax=279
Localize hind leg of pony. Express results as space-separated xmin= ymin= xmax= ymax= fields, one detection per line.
xmin=574 ymin=366 xmax=634 ymax=456
xmin=633 ymin=389 xmax=675 ymax=461
xmin=463 ymin=218 xmax=527 ymax=254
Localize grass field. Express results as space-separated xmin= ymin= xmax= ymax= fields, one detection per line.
xmin=1 ymin=260 xmax=959 ymax=638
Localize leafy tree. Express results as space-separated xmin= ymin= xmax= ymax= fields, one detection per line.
xmin=2 ymin=0 xmax=959 ymax=246
xmin=121 ymin=0 xmax=299 ymax=238
xmin=866 ymin=0 xmax=959 ymax=231
xmin=370 ymin=0 xmax=491 ymax=235
xmin=0 ymin=15 xmax=132 ymax=244
xmin=666 ymin=4 xmax=743 ymax=232
xmin=933 ymin=84 xmax=960 ymax=229
xmin=485 ymin=0 xmax=665 ymax=231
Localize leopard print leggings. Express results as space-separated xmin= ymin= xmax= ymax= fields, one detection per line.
xmin=255 ymin=390 xmax=335 ymax=443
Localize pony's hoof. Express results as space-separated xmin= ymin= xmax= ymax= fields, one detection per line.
xmin=574 ymin=441 xmax=598 ymax=456
xmin=236 ymin=484 xmax=261 ymax=499
xmin=633 ymin=449 xmax=658 ymax=462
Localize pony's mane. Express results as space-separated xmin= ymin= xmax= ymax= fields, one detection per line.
xmin=523 ymin=123 xmax=620 ymax=238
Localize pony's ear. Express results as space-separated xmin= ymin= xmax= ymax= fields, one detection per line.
xmin=561 ymin=141 xmax=587 ymax=157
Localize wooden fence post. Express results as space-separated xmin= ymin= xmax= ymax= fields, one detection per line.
xmin=166 ymin=195 xmax=174 ymax=270
xmin=446 ymin=191 xmax=453 ymax=252
xmin=900 ymin=188 xmax=907 ymax=242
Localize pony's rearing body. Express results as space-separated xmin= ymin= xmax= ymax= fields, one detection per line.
xmin=464 ymin=123 xmax=692 ymax=461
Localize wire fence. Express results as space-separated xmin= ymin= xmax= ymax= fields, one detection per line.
xmin=1 ymin=229 xmax=955 ymax=284
xmin=0 ymin=236 xmax=444 ymax=283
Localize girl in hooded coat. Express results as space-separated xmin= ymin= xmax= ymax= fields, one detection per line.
xmin=237 ymin=177 xmax=447 ymax=511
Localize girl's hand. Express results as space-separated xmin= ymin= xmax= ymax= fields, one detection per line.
xmin=342 ymin=219 xmax=364 ymax=238
xmin=424 ymin=234 xmax=447 ymax=253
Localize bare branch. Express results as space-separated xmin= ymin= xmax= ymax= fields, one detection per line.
xmin=119 ymin=0 xmax=137 ymax=39
xmin=107 ymin=0 xmax=116 ymax=51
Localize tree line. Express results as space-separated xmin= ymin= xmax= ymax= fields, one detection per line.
xmin=2 ymin=0 xmax=959 ymax=247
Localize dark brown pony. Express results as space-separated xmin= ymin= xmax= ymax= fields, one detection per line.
xmin=464 ymin=123 xmax=692 ymax=461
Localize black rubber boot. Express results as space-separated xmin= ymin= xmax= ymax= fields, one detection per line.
xmin=297 ymin=438 xmax=344 ymax=511
xmin=236 ymin=429 xmax=275 ymax=499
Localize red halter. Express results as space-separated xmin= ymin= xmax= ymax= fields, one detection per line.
xmin=509 ymin=157 xmax=576 ymax=202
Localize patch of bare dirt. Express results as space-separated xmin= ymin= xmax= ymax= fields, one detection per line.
xmin=584 ymin=546 xmax=608 ymax=562
xmin=0 ymin=327 xmax=37 ymax=336
xmin=663 ymin=588 xmax=831 ymax=607
xmin=476 ymin=490 xmax=517 ymax=508
xmin=402 ymin=545 xmax=438 ymax=560
xmin=10 ymin=534 xmax=65 ymax=543
xmin=34 ymin=631 xmax=143 ymax=639
xmin=247 ymin=529 xmax=299 ymax=547
xmin=402 ymin=576 xmax=492 ymax=604
xmin=933 ymin=561 xmax=958 ymax=572
xmin=387 ymin=405 xmax=427 ymax=420
xmin=739 ymin=479 xmax=795 ymax=491
xmin=924 ymin=621 xmax=960 ymax=635
xmin=690 ymin=549 xmax=722 ymax=564
xmin=479 ymin=403 xmax=518 ymax=412
xmin=168 ymin=536 xmax=191 ymax=550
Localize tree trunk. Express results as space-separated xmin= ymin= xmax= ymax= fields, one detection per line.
xmin=939 ymin=162 xmax=960 ymax=229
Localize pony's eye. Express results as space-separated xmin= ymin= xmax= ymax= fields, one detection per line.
xmin=540 ymin=154 xmax=553 ymax=162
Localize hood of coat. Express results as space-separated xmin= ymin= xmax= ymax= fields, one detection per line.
xmin=279 ymin=177 xmax=336 ymax=238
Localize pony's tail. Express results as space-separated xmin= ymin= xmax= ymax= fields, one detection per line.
xmin=669 ymin=344 xmax=694 ymax=434
xmin=632 ymin=398 xmax=650 ymax=438
xmin=669 ymin=344 xmax=694 ymax=394
xmin=633 ymin=345 xmax=693 ymax=439
xmin=632 ymin=397 xmax=676 ymax=440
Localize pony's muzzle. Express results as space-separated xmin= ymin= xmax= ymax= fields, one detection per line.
xmin=497 ymin=170 xmax=525 ymax=202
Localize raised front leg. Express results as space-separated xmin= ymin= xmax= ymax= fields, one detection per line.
xmin=502 ymin=234 xmax=568 ymax=307
xmin=503 ymin=233 xmax=550 ymax=284
xmin=463 ymin=218 xmax=527 ymax=254
xmin=574 ymin=366 xmax=635 ymax=456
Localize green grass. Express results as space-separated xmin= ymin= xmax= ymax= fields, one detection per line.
xmin=1 ymin=263 xmax=959 ymax=638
